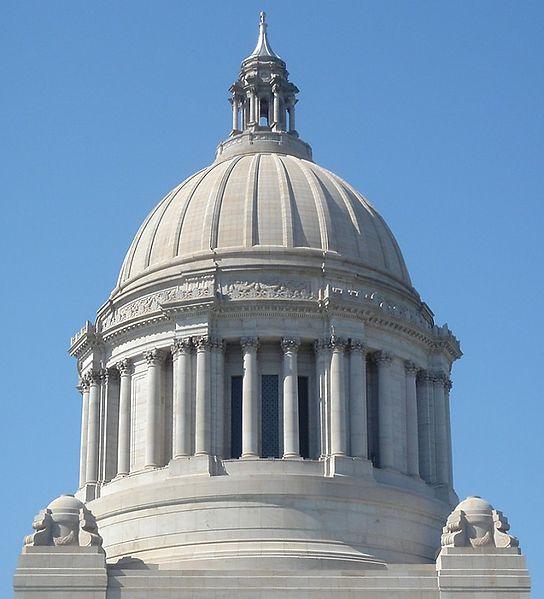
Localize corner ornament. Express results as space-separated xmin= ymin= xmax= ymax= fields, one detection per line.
xmin=24 ymin=494 xmax=104 ymax=552
xmin=440 ymin=496 xmax=519 ymax=549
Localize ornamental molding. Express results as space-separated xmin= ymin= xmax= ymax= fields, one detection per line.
xmin=241 ymin=336 xmax=259 ymax=350
xmin=144 ymin=349 xmax=164 ymax=365
xmin=281 ymin=337 xmax=301 ymax=352
xmin=349 ymin=339 xmax=367 ymax=354
xmin=115 ymin=358 xmax=134 ymax=375
xmin=171 ymin=338 xmax=193 ymax=357
xmin=220 ymin=277 xmax=315 ymax=301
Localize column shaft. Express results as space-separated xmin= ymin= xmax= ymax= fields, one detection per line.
xmin=194 ymin=337 xmax=211 ymax=456
xmin=376 ymin=352 xmax=394 ymax=469
xmin=85 ymin=371 xmax=101 ymax=483
xmin=282 ymin=338 xmax=300 ymax=458
xmin=78 ymin=382 xmax=90 ymax=487
xmin=349 ymin=341 xmax=368 ymax=459
xmin=241 ymin=337 xmax=259 ymax=458
xmin=330 ymin=337 xmax=347 ymax=456
xmin=434 ymin=372 xmax=450 ymax=486
xmin=116 ymin=359 xmax=133 ymax=476
xmin=404 ymin=361 xmax=420 ymax=478
xmin=144 ymin=350 xmax=163 ymax=468
xmin=231 ymin=97 xmax=239 ymax=131
xmin=445 ymin=379 xmax=454 ymax=487
xmin=172 ymin=339 xmax=193 ymax=458
xmin=314 ymin=340 xmax=330 ymax=458
xmin=212 ymin=339 xmax=226 ymax=457
xmin=417 ymin=371 xmax=436 ymax=483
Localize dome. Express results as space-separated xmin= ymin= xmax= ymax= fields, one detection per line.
xmin=47 ymin=494 xmax=84 ymax=511
xmin=456 ymin=496 xmax=494 ymax=513
xmin=117 ymin=150 xmax=411 ymax=292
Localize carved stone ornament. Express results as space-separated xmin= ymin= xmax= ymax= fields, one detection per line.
xmin=23 ymin=494 xmax=104 ymax=552
xmin=210 ymin=337 xmax=226 ymax=352
xmin=404 ymin=360 xmax=419 ymax=376
xmin=84 ymin=369 xmax=101 ymax=386
xmin=144 ymin=349 xmax=164 ymax=366
xmin=329 ymin=336 xmax=347 ymax=351
xmin=194 ymin=336 xmax=212 ymax=351
xmin=349 ymin=340 xmax=366 ymax=354
xmin=116 ymin=357 xmax=134 ymax=376
xmin=440 ymin=496 xmax=519 ymax=549
xmin=374 ymin=350 xmax=393 ymax=366
xmin=171 ymin=338 xmax=193 ymax=357
xmin=313 ymin=338 xmax=331 ymax=353
xmin=281 ymin=337 xmax=300 ymax=353
xmin=241 ymin=336 xmax=259 ymax=350
xmin=221 ymin=278 xmax=315 ymax=301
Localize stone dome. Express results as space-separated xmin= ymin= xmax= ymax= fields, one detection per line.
xmin=116 ymin=149 xmax=411 ymax=294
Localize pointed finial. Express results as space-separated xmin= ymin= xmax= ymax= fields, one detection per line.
xmin=246 ymin=11 xmax=281 ymax=60
xmin=260 ymin=11 xmax=266 ymax=26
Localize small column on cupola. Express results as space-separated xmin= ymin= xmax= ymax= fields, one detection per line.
xmin=229 ymin=12 xmax=300 ymax=136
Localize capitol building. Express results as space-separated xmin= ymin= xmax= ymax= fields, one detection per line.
xmin=14 ymin=14 xmax=530 ymax=599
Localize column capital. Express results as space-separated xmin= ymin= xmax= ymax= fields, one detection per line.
xmin=281 ymin=337 xmax=300 ymax=353
xmin=432 ymin=370 xmax=449 ymax=385
xmin=374 ymin=350 xmax=393 ymax=366
xmin=313 ymin=338 xmax=331 ymax=353
xmin=171 ymin=338 xmax=193 ymax=358
xmin=445 ymin=378 xmax=453 ymax=392
xmin=79 ymin=377 xmax=90 ymax=392
xmin=417 ymin=369 xmax=432 ymax=383
xmin=210 ymin=337 xmax=226 ymax=352
xmin=241 ymin=336 xmax=259 ymax=350
xmin=116 ymin=358 xmax=134 ymax=376
xmin=100 ymin=367 xmax=115 ymax=384
xmin=330 ymin=335 xmax=347 ymax=352
xmin=349 ymin=339 xmax=367 ymax=354
xmin=84 ymin=369 xmax=101 ymax=386
xmin=404 ymin=360 xmax=419 ymax=376
xmin=193 ymin=336 xmax=212 ymax=352
xmin=144 ymin=348 xmax=164 ymax=366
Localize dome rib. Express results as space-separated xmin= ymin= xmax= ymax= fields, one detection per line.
xmin=273 ymin=154 xmax=294 ymax=247
xmin=207 ymin=156 xmax=242 ymax=250
xmin=296 ymin=158 xmax=330 ymax=252
xmin=244 ymin=154 xmax=260 ymax=247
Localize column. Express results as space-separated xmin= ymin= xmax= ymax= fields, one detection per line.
xmin=282 ymin=337 xmax=300 ymax=458
xmin=314 ymin=339 xmax=330 ymax=458
xmin=171 ymin=339 xmax=192 ymax=458
xmin=376 ymin=351 xmax=394 ymax=470
xmin=287 ymin=99 xmax=296 ymax=132
xmin=115 ymin=358 xmax=133 ymax=476
xmin=433 ymin=371 xmax=450 ymax=486
xmin=272 ymin=85 xmax=280 ymax=130
xmin=241 ymin=337 xmax=259 ymax=458
xmin=330 ymin=336 xmax=347 ymax=456
xmin=248 ymin=90 xmax=256 ymax=124
xmin=404 ymin=361 xmax=420 ymax=478
xmin=445 ymin=378 xmax=454 ymax=487
xmin=417 ymin=370 xmax=436 ymax=483
xmin=231 ymin=96 xmax=239 ymax=131
xmin=85 ymin=370 xmax=101 ymax=483
xmin=194 ymin=337 xmax=212 ymax=456
xmin=78 ymin=379 xmax=90 ymax=487
xmin=144 ymin=349 xmax=163 ymax=468
xmin=349 ymin=340 xmax=368 ymax=459
xmin=211 ymin=338 xmax=226 ymax=457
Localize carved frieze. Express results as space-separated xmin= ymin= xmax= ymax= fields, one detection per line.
xmin=220 ymin=278 xmax=315 ymax=301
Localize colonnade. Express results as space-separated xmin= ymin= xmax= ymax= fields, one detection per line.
xmin=78 ymin=335 xmax=453 ymax=491
xmin=231 ymin=89 xmax=296 ymax=133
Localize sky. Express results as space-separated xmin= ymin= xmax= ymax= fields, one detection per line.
xmin=1 ymin=0 xmax=543 ymax=594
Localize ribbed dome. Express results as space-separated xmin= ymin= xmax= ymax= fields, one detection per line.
xmin=118 ymin=152 xmax=411 ymax=289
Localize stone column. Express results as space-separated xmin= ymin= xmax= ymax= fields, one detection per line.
xmin=330 ymin=336 xmax=347 ymax=456
xmin=85 ymin=370 xmax=101 ymax=483
xmin=171 ymin=339 xmax=193 ymax=459
xmin=282 ymin=337 xmax=300 ymax=458
xmin=194 ymin=337 xmax=211 ymax=456
xmin=231 ymin=96 xmax=239 ymax=131
xmin=248 ymin=90 xmax=256 ymax=124
xmin=314 ymin=339 xmax=330 ymax=458
xmin=144 ymin=349 xmax=164 ymax=468
xmin=404 ymin=361 xmax=420 ymax=478
xmin=78 ymin=379 xmax=90 ymax=487
xmin=115 ymin=358 xmax=133 ymax=476
xmin=417 ymin=370 xmax=436 ymax=484
xmin=241 ymin=337 xmax=259 ymax=458
xmin=445 ymin=378 xmax=454 ymax=487
xmin=376 ymin=351 xmax=394 ymax=470
xmin=349 ymin=340 xmax=368 ymax=459
xmin=433 ymin=371 xmax=450 ymax=486
xmin=287 ymin=98 xmax=296 ymax=132
xmin=211 ymin=338 xmax=226 ymax=457
xmin=272 ymin=85 xmax=280 ymax=130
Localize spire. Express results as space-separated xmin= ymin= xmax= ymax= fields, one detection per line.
xmin=246 ymin=11 xmax=281 ymax=60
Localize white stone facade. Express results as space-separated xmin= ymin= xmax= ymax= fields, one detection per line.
xmin=14 ymin=12 xmax=530 ymax=598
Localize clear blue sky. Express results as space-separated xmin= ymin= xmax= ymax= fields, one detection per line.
xmin=1 ymin=0 xmax=542 ymax=594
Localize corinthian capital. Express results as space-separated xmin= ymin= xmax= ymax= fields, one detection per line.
xmin=404 ymin=360 xmax=419 ymax=376
xmin=144 ymin=349 xmax=164 ymax=366
xmin=84 ymin=369 xmax=101 ymax=386
xmin=349 ymin=339 xmax=367 ymax=354
xmin=210 ymin=337 xmax=226 ymax=352
xmin=313 ymin=338 xmax=331 ymax=353
xmin=116 ymin=358 xmax=133 ymax=376
xmin=171 ymin=338 xmax=192 ymax=358
xmin=374 ymin=351 xmax=393 ymax=366
xmin=241 ymin=337 xmax=259 ymax=350
xmin=193 ymin=336 xmax=212 ymax=351
xmin=281 ymin=337 xmax=300 ymax=353
xmin=329 ymin=335 xmax=347 ymax=352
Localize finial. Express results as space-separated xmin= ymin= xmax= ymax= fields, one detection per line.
xmin=260 ymin=11 xmax=266 ymax=26
xmin=247 ymin=11 xmax=280 ymax=60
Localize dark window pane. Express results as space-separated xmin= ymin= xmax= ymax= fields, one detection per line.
xmin=261 ymin=375 xmax=279 ymax=458
xmin=230 ymin=376 xmax=243 ymax=459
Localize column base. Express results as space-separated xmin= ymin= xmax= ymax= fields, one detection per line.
xmin=283 ymin=453 xmax=303 ymax=460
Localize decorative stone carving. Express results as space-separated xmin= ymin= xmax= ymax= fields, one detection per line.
xmin=281 ymin=337 xmax=300 ymax=352
xmin=144 ymin=349 xmax=164 ymax=365
xmin=171 ymin=338 xmax=193 ymax=357
xmin=313 ymin=338 xmax=331 ymax=353
xmin=329 ymin=336 xmax=347 ymax=351
xmin=240 ymin=336 xmax=259 ymax=350
xmin=84 ymin=369 xmax=101 ymax=386
xmin=210 ymin=337 xmax=226 ymax=352
xmin=194 ymin=336 xmax=212 ymax=351
xmin=221 ymin=279 xmax=314 ymax=301
xmin=349 ymin=340 xmax=366 ymax=354
xmin=115 ymin=357 xmax=134 ymax=375
xmin=440 ymin=496 xmax=519 ymax=549
xmin=24 ymin=495 xmax=103 ymax=552
xmin=374 ymin=350 xmax=393 ymax=366
xmin=79 ymin=376 xmax=91 ymax=392
xmin=404 ymin=360 xmax=419 ymax=376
